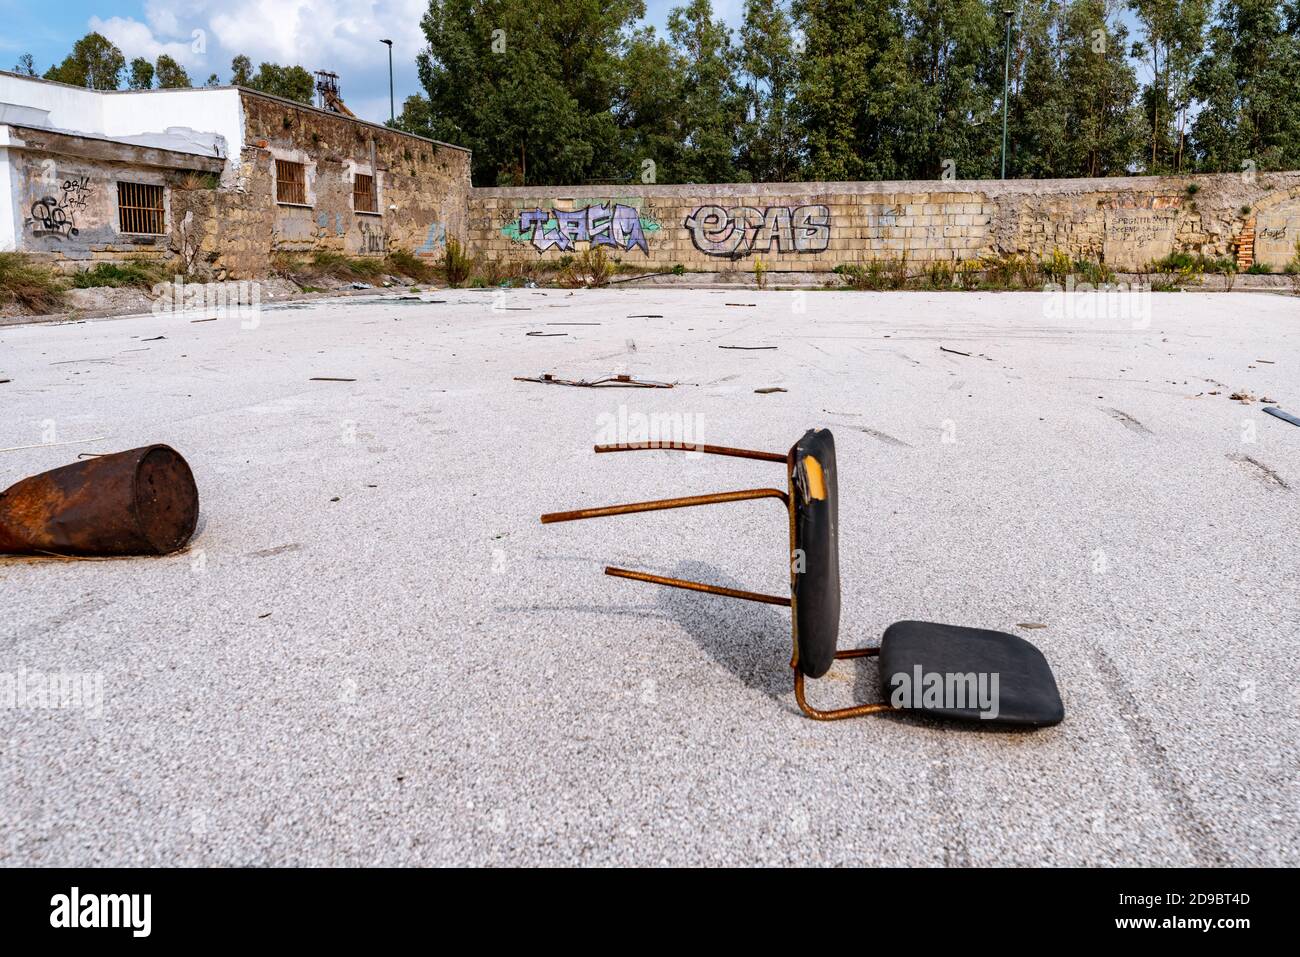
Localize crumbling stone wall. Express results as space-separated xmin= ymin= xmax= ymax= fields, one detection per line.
xmin=207 ymin=91 xmax=471 ymax=279
xmin=469 ymin=173 xmax=1300 ymax=273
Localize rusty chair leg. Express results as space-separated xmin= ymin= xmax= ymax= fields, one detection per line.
xmin=541 ymin=487 xmax=788 ymax=524
xmin=793 ymin=648 xmax=897 ymax=721
xmin=594 ymin=442 xmax=787 ymax=463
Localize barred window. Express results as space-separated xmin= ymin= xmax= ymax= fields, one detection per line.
xmin=117 ymin=182 xmax=165 ymax=235
xmin=275 ymin=159 xmax=307 ymax=205
xmin=353 ymin=173 xmax=377 ymax=214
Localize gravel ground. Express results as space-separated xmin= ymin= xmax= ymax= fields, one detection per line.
xmin=1 ymin=287 xmax=1297 ymax=866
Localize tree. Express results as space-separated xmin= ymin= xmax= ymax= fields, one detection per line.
xmin=416 ymin=0 xmax=642 ymax=186
xmin=205 ymin=73 xmax=221 ymax=87
xmin=794 ymin=0 xmax=910 ymax=179
xmin=12 ymin=53 xmax=37 ymax=76
xmin=230 ymin=55 xmax=254 ymax=86
xmin=128 ymin=57 xmax=155 ymax=90
xmin=738 ymin=0 xmax=801 ymax=181
xmin=1190 ymin=0 xmax=1300 ymax=171
xmin=1007 ymin=1 xmax=1143 ymax=177
xmin=613 ymin=27 xmax=685 ymax=183
xmin=154 ymin=54 xmax=192 ymax=89
xmin=1128 ymin=0 xmax=1210 ymax=172
xmin=248 ymin=63 xmax=315 ymax=104
xmin=43 ymin=32 xmax=125 ymax=90
xmin=667 ymin=0 xmax=744 ymax=183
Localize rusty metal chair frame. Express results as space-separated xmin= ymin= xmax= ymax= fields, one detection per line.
xmin=541 ymin=437 xmax=888 ymax=720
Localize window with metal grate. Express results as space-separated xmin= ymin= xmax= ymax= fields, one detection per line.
xmin=353 ymin=173 xmax=377 ymax=214
xmin=117 ymin=182 xmax=165 ymax=235
xmin=276 ymin=159 xmax=307 ymax=205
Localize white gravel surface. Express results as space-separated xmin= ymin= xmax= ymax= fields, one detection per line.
xmin=1 ymin=287 xmax=1297 ymax=866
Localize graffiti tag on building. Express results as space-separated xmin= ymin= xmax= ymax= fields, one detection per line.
xmin=25 ymin=177 xmax=95 ymax=240
xmin=684 ymin=204 xmax=831 ymax=256
xmin=359 ymin=219 xmax=387 ymax=254
xmin=27 ymin=197 xmax=79 ymax=239
xmin=503 ymin=203 xmax=656 ymax=254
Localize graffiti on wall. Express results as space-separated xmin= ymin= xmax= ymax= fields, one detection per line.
xmin=25 ymin=176 xmax=95 ymax=240
xmin=417 ymin=222 xmax=446 ymax=256
xmin=503 ymin=203 xmax=658 ymax=254
xmin=684 ymin=204 xmax=831 ymax=256
xmin=359 ymin=220 xmax=387 ymax=254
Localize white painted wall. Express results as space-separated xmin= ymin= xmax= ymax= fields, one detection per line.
xmin=0 ymin=138 xmax=16 ymax=252
xmin=0 ymin=75 xmax=241 ymax=174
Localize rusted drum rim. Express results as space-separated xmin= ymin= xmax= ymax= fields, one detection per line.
xmin=0 ymin=444 xmax=199 ymax=556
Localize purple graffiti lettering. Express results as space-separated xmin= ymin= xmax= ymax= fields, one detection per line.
xmin=685 ymin=204 xmax=830 ymax=256
xmin=513 ymin=203 xmax=649 ymax=254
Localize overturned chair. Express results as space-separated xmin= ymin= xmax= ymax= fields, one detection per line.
xmin=542 ymin=429 xmax=1063 ymax=727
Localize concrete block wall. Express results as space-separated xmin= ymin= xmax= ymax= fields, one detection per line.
xmin=468 ymin=173 xmax=1300 ymax=273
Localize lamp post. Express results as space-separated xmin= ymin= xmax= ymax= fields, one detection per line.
xmin=380 ymin=39 xmax=394 ymax=124
xmin=1001 ymin=9 xmax=1013 ymax=179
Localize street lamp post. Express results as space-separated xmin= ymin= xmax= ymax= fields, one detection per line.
xmin=1001 ymin=9 xmax=1013 ymax=179
xmin=380 ymin=39 xmax=394 ymax=124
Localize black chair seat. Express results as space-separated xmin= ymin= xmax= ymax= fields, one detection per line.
xmin=878 ymin=620 xmax=1064 ymax=727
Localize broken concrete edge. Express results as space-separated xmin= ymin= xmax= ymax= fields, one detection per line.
xmin=3 ymin=271 xmax=1296 ymax=329
xmin=0 ymin=285 xmax=423 ymax=328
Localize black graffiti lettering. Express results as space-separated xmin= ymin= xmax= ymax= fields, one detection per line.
xmin=27 ymin=196 xmax=79 ymax=239
xmin=684 ymin=204 xmax=830 ymax=256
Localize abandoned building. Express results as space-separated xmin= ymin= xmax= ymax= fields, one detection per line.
xmin=2 ymin=69 xmax=1298 ymax=278
xmin=0 ymin=71 xmax=470 ymax=279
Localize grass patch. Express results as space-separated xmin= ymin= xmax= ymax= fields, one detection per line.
xmin=442 ymin=237 xmax=474 ymax=288
xmin=560 ymin=247 xmax=612 ymax=288
xmin=384 ymin=248 xmax=438 ymax=284
xmin=1245 ymin=262 xmax=1273 ymax=275
xmin=0 ymin=252 xmax=66 ymax=313
xmin=69 ymin=259 xmax=168 ymax=289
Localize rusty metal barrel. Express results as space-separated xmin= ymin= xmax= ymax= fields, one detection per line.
xmin=0 ymin=445 xmax=199 ymax=556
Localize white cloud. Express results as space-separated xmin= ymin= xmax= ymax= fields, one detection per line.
xmin=86 ymin=1 xmax=430 ymax=120
xmin=89 ymin=15 xmax=204 ymax=69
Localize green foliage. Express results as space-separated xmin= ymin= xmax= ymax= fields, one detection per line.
xmin=244 ymin=61 xmax=315 ymax=104
xmin=0 ymin=252 xmax=66 ymax=313
xmin=1042 ymin=249 xmax=1073 ymax=284
xmin=1245 ymin=261 xmax=1273 ymax=274
xmin=70 ymin=259 xmax=166 ymax=289
xmin=128 ymin=57 xmax=154 ymax=90
xmin=385 ymin=249 xmax=440 ymax=283
xmin=43 ymin=32 xmax=124 ymax=90
xmin=560 ymin=247 xmax=613 ymax=287
xmin=753 ymin=256 xmax=768 ymax=289
xmin=1151 ymin=251 xmax=1234 ymax=274
xmin=154 ymin=54 xmax=192 ymax=89
xmin=442 ymin=237 xmax=474 ymax=287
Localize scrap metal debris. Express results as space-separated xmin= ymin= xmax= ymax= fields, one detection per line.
xmin=526 ymin=331 xmax=566 ymax=337
xmin=142 ymin=335 xmax=166 ymax=342
xmin=0 ymin=445 xmax=199 ymax=556
xmin=514 ymin=373 xmax=674 ymax=389
xmin=754 ymin=387 xmax=787 ymax=394
xmin=1264 ymin=406 xmax=1300 ymax=428
xmin=719 ymin=345 xmax=778 ymax=350
xmin=1229 ymin=391 xmax=1256 ymax=403
xmin=626 ymin=314 xmax=664 ymax=318
xmin=309 ymin=377 xmax=357 ymax=382
xmin=725 ymin=303 xmax=756 ymax=307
